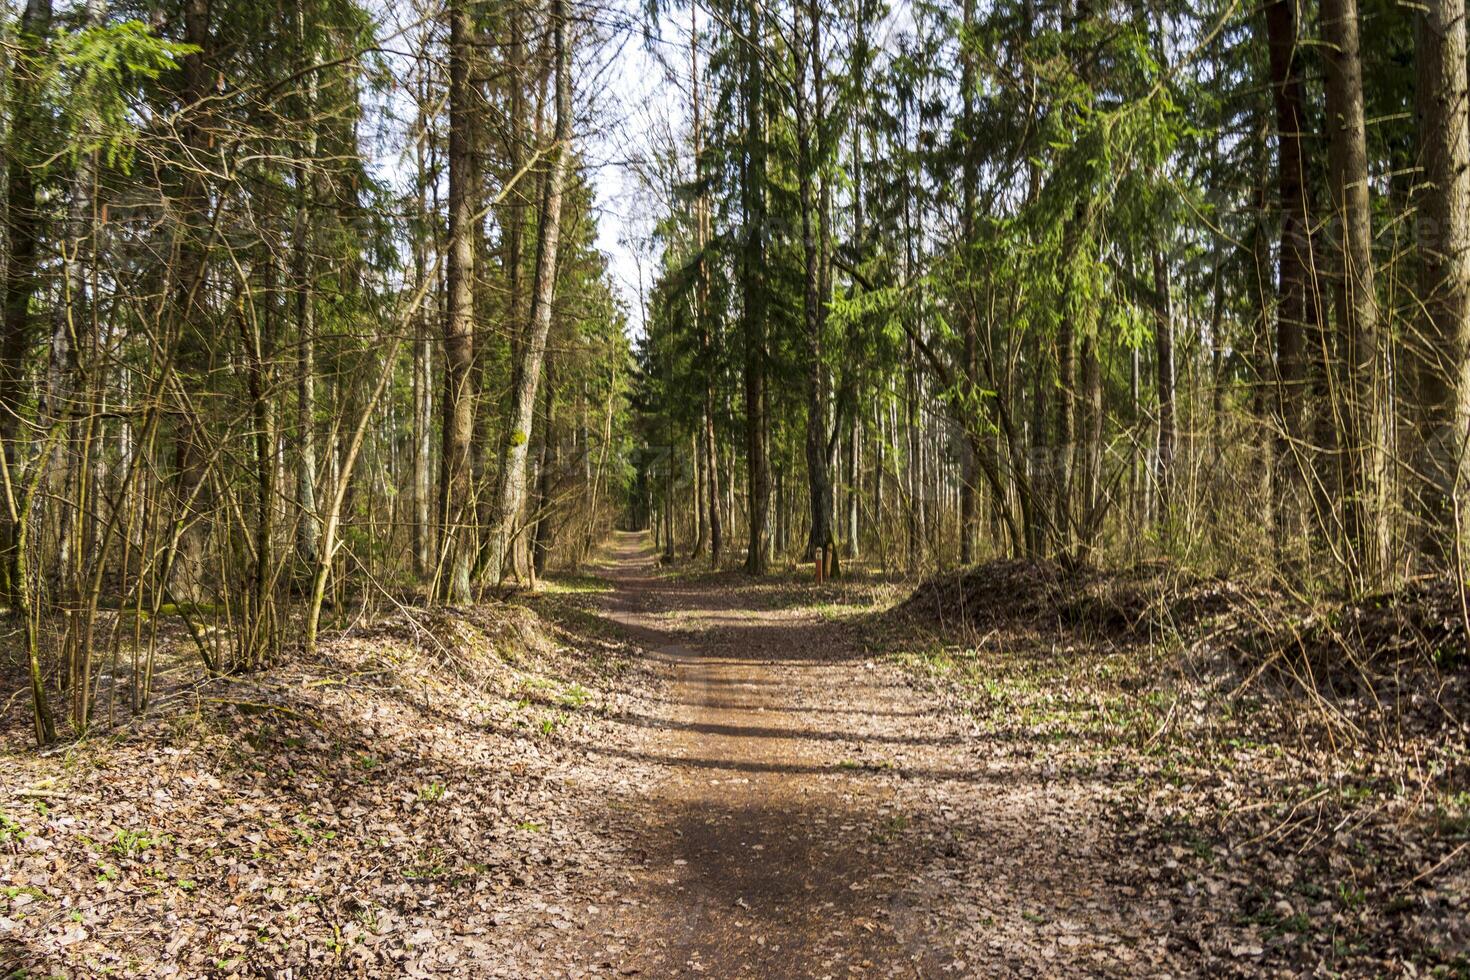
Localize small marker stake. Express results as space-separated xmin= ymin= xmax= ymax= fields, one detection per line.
xmin=815 ymin=547 xmax=824 ymax=585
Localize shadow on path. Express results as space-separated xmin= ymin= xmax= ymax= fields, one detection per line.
xmin=567 ymin=531 xmax=1143 ymax=979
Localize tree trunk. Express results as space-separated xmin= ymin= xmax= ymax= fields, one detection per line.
xmin=438 ymin=0 xmax=478 ymax=603
xmin=846 ymin=412 xmax=860 ymax=559
xmin=1323 ymin=0 xmax=1389 ymax=586
xmin=1263 ymin=0 xmax=1318 ymax=547
xmin=662 ymin=400 xmax=675 ymax=562
xmin=487 ymin=0 xmax=572 ymax=586
xmin=1152 ymin=245 xmax=1176 ymax=521
xmin=0 ymin=0 xmax=53 ymax=607
xmin=411 ymin=124 xmax=434 ymax=580
xmin=705 ymin=410 xmax=721 ymax=565
xmin=691 ymin=428 xmax=707 ymax=558
xmin=239 ymin=271 xmax=275 ymax=667
xmin=742 ymin=0 xmax=770 ymax=574
xmin=1079 ymin=330 xmax=1103 ymax=549
xmin=904 ymin=349 xmax=921 ymax=568
xmin=531 ymin=359 xmax=557 ymax=579
xmin=959 ymin=0 xmax=979 ymax=565
xmin=796 ymin=0 xmax=835 ymax=571
xmin=294 ymin=71 xmax=320 ymax=570
xmin=873 ymin=398 xmax=885 ymax=558
xmin=1411 ymin=0 xmax=1470 ymax=563
xmin=482 ymin=5 xmax=527 ymax=572
xmin=689 ymin=5 xmax=720 ymax=566
xmin=1054 ymin=248 xmax=1077 ymax=557
xmin=46 ymin=0 xmax=106 ymax=617
xmin=163 ymin=0 xmax=217 ymax=607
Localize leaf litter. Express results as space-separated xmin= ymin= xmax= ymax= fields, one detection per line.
xmin=1 ymin=594 xmax=666 ymax=977
xmin=1 ymin=539 xmax=1466 ymax=977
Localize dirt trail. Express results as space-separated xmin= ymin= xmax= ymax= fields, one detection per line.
xmin=3 ymin=529 xmax=1454 ymax=977
xmin=569 ymin=532 xmax=1167 ymax=978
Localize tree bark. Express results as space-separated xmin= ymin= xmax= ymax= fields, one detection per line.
xmin=1079 ymin=330 xmax=1103 ymax=549
xmin=692 ymin=12 xmax=722 ymax=567
xmin=846 ymin=412 xmax=860 ymax=559
xmin=294 ymin=68 xmax=321 ymax=570
xmin=741 ymin=0 xmax=769 ymax=574
xmin=1053 ymin=248 xmax=1077 ymax=557
xmin=1323 ymin=0 xmax=1389 ymax=585
xmin=238 ymin=267 xmax=276 ymax=666
xmin=691 ymin=428 xmax=706 ymax=558
xmin=438 ymin=0 xmax=477 ymax=603
xmin=796 ymin=0 xmax=835 ymax=571
xmin=959 ymin=0 xmax=980 ymax=565
xmin=487 ymin=0 xmax=572 ymax=585
xmin=531 ymin=358 xmax=557 ymax=579
xmin=1412 ymin=0 xmax=1470 ymax=563
xmin=411 ymin=73 xmax=434 ymax=580
xmin=1152 ymin=245 xmax=1176 ymax=520
xmin=0 ymin=0 xmax=54 ymax=606
xmin=1263 ymin=0 xmax=1319 ymax=548
xmin=47 ymin=0 xmax=106 ymax=608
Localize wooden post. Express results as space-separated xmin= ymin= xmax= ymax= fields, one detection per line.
xmin=815 ymin=546 xmax=824 ymax=584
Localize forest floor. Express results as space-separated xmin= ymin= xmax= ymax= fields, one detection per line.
xmin=1 ymin=532 xmax=1467 ymax=977
xmin=560 ymin=534 xmax=1172 ymax=978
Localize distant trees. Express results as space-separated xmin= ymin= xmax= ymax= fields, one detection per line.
xmin=0 ymin=0 xmax=632 ymax=744
xmin=9 ymin=0 xmax=1470 ymax=746
xmin=631 ymin=0 xmax=1470 ymax=592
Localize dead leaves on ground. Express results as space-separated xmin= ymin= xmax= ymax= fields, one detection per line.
xmin=0 ymin=599 xmax=663 ymax=977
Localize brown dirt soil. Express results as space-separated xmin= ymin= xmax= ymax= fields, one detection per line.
xmin=554 ymin=533 xmax=1181 ymax=977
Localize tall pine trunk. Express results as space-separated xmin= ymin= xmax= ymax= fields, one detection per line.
xmin=796 ymin=0 xmax=835 ymax=571
xmin=741 ymin=0 xmax=770 ymax=574
xmin=1264 ymin=0 xmax=1318 ymax=550
xmin=959 ymin=0 xmax=980 ymax=565
xmin=1 ymin=0 xmax=54 ymax=607
xmin=1323 ymin=0 xmax=1389 ymax=586
xmin=1412 ymin=0 xmax=1470 ymax=563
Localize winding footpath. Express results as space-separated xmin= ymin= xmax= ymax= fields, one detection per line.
xmin=555 ymin=533 xmax=1168 ymax=978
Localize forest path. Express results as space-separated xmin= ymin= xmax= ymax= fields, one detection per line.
xmin=569 ymin=532 xmax=1157 ymax=978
